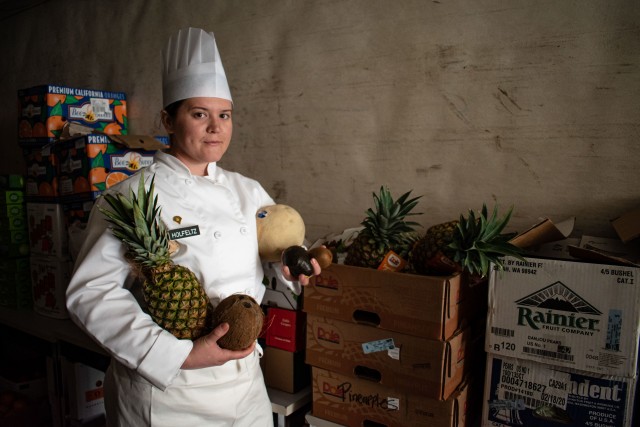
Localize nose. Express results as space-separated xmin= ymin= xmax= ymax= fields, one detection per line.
xmin=207 ymin=117 xmax=221 ymax=133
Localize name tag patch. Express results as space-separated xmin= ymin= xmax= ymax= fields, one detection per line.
xmin=169 ymin=225 xmax=200 ymax=240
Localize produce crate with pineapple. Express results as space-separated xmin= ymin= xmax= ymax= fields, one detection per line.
xmin=305 ymin=187 xmax=523 ymax=341
xmin=305 ymin=187 xmax=523 ymax=425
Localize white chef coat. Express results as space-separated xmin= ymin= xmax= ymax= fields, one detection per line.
xmin=66 ymin=151 xmax=288 ymax=425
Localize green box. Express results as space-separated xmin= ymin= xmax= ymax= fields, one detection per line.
xmin=1 ymin=190 xmax=23 ymax=204
xmin=0 ymin=175 xmax=24 ymax=190
xmin=0 ymin=215 xmax=27 ymax=231
xmin=0 ymin=203 xmax=25 ymax=218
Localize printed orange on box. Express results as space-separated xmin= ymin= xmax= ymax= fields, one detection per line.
xmin=56 ymin=134 xmax=167 ymax=202
xmin=18 ymin=85 xmax=127 ymax=147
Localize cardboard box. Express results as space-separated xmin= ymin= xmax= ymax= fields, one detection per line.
xmin=612 ymin=207 xmax=640 ymax=244
xmin=23 ymin=145 xmax=59 ymax=201
xmin=0 ymin=174 xmax=24 ymax=190
xmin=306 ymin=314 xmax=469 ymax=400
xmin=486 ymin=256 xmax=640 ymax=377
xmin=523 ymin=237 xmax=581 ymax=261
xmin=262 ymin=263 xmax=302 ymax=310
xmin=266 ymin=307 xmax=306 ymax=352
xmin=0 ymin=374 xmax=47 ymax=401
xmin=56 ymin=134 xmax=166 ymax=201
xmin=482 ymin=354 xmax=637 ymax=427
xmin=18 ymin=84 xmax=127 ymax=147
xmin=311 ymin=367 xmax=474 ymax=427
xmin=30 ymin=255 xmax=72 ymax=319
xmin=262 ymin=346 xmax=310 ymax=393
xmin=0 ymin=257 xmax=31 ymax=308
xmin=0 ymin=214 xmax=27 ymax=231
xmin=61 ymin=358 xmax=105 ymax=422
xmin=305 ymin=413 xmax=346 ymax=427
xmin=1 ymin=190 xmax=24 ymax=204
xmin=305 ymin=263 xmax=474 ymax=341
xmin=0 ymin=202 xmax=25 ymax=218
xmin=0 ymin=231 xmax=30 ymax=258
xmin=27 ymin=203 xmax=68 ymax=258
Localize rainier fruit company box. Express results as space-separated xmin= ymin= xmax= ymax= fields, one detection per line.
xmin=486 ymin=256 xmax=640 ymax=377
xmin=482 ymin=354 xmax=638 ymax=427
xmin=305 ymin=263 xmax=480 ymax=341
xmin=18 ymin=84 xmax=127 ymax=147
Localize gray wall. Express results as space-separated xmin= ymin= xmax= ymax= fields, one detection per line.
xmin=1 ymin=0 xmax=638 ymax=242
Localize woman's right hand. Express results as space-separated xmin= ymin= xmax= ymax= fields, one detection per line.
xmin=180 ymin=322 xmax=255 ymax=369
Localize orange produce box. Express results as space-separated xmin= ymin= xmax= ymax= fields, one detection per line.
xmin=23 ymin=145 xmax=59 ymax=201
xmin=18 ymin=84 xmax=127 ymax=147
xmin=57 ymin=134 xmax=168 ymax=201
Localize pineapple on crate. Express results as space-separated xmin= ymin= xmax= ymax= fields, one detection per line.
xmin=344 ymin=186 xmax=422 ymax=270
xmin=98 ymin=173 xmax=211 ymax=340
xmin=409 ymin=203 xmax=524 ymax=280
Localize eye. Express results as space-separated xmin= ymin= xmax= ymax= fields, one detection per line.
xmin=220 ymin=112 xmax=231 ymax=120
xmin=193 ymin=111 xmax=207 ymax=119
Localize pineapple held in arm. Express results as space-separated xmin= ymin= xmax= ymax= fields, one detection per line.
xmin=409 ymin=204 xmax=524 ymax=279
xmin=98 ymin=173 xmax=211 ymax=340
xmin=345 ymin=187 xmax=422 ymax=270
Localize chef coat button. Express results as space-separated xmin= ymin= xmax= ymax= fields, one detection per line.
xmin=185 ymin=179 xmax=193 ymax=185
xmin=240 ymin=226 xmax=248 ymax=235
xmin=214 ymin=231 xmax=222 ymax=239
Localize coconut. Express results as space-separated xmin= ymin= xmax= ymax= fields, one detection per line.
xmin=211 ymin=294 xmax=264 ymax=350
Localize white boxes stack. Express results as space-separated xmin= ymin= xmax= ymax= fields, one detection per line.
xmin=482 ymin=256 xmax=639 ymax=427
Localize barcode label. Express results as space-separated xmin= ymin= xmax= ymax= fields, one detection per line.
xmin=523 ymin=346 xmax=574 ymax=361
xmin=492 ymin=326 xmax=515 ymax=337
xmin=91 ymin=98 xmax=109 ymax=114
xmin=503 ymin=390 xmax=543 ymax=410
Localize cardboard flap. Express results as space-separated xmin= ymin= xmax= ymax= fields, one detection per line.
xmin=106 ymin=134 xmax=168 ymax=151
xmin=509 ymin=217 xmax=575 ymax=249
xmin=611 ymin=206 xmax=640 ymax=243
xmin=567 ymin=245 xmax=639 ymax=267
xmin=59 ymin=120 xmax=168 ymax=151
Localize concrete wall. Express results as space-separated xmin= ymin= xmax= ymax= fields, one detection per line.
xmin=1 ymin=0 xmax=638 ymax=242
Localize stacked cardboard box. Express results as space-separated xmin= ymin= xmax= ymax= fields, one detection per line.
xmin=261 ymin=266 xmax=311 ymax=394
xmin=60 ymin=358 xmax=106 ymax=424
xmin=482 ymin=256 xmax=640 ymax=426
xmin=303 ymin=263 xmax=485 ymax=426
xmin=16 ymin=85 xmax=172 ymax=320
xmin=0 ymin=176 xmax=32 ymax=309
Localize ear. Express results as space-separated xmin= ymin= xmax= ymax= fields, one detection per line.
xmin=161 ymin=110 xmax=174 ymax=134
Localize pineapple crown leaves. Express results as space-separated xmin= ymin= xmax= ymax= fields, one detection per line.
xmin=361 ymin=186 xmax=423 ymax=246
xmin=98 ymin=172 xmax=172 ymax=267
xmin=448 ymin=204 xmax=525 ymax=277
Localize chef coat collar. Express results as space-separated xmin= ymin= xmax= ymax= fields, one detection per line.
xmin=154 ymin=151 xmax=219 ymax=180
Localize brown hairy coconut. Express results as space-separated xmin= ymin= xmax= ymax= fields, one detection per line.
xmin=211 ymin=294 xmax=264 ymax=350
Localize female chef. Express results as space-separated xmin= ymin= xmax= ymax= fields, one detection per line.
xmin=66 ymin=27 xmax=320 ymax=427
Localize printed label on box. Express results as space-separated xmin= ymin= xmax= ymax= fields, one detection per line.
xmin=486 ymin=257 xmax=640 ymax=377
xmin=483 ymin=355 xmax=636 ymax=427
